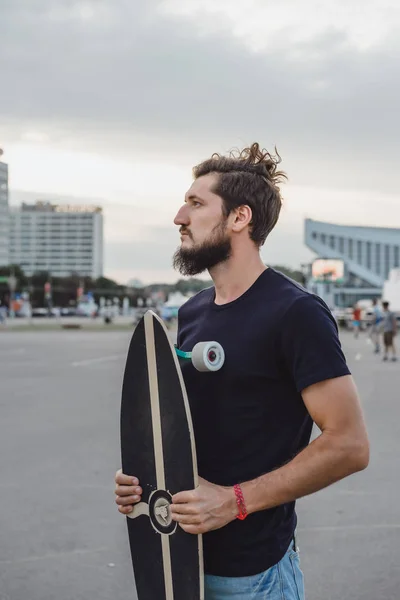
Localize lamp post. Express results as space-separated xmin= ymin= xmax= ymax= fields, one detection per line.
xmin=8 ymin=269 xmax=17 ymax=319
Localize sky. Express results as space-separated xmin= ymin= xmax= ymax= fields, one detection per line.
xmin=1 ymin=0 xmax=400 ymax=284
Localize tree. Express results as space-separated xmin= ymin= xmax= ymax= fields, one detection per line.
xmin=174 ymin=278 xmax=212 ymax=294
xmin=270 ymin=265 xmax=305 ymax=285
xmin=95 ymin=276 xmax=120 ymax=290
xmin=0 ymin=264 xmax=28 ymax=287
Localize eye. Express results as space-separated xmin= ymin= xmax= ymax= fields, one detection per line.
xmin=192 ymin=201 xmax=202 ymax=208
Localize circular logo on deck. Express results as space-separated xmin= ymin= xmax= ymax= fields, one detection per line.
xmin=149 ymin=490 xmax=177 ymax=535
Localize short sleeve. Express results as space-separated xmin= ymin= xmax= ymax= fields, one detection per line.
xmin=280 ymin=295 xmax=351 ymax=392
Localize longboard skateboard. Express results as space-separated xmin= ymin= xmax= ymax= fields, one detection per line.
xmin=120 ymin=310 xmax=223 ymax=600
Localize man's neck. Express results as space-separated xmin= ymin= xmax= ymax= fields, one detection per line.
xmin=209 ymin=251 xmax=268 ymax=306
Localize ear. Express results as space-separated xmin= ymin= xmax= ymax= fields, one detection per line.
xmin=231 ymin=205 xmax=252 ymax=233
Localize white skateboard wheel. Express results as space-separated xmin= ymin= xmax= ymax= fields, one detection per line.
xmin=191 ymin=342 xmax=225 ymax=372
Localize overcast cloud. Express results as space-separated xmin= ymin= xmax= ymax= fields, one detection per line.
xmin=1 ymin=0 xmax=399 ymax=282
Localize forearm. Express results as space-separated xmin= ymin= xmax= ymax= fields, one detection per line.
xmin=240 ymin=431 xmax=367 ymax=515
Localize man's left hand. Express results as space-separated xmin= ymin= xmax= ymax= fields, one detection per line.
xmin=170 ymin=477 xmax=238 ymax=534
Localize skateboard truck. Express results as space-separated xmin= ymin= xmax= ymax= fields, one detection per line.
xmin=175 ymin=342 xmax=225 ymax=372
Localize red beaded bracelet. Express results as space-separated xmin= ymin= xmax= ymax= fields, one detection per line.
xmin=233 ymin=483 xmax=248 ymax=520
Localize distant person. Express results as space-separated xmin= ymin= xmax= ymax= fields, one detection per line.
xmin=160 ymin=305 xmax=173 ymax=327
xmin=353 ymin=304 xmax=362 ymax=338
xmin=382 ymin=301 xmax=397 ymax=362
xmin=115 ymin=142 xmax=369 ymax=600
xmin=0 ymin=302 xmax=5 ymax=325
xmin=370 ymin=298 xmax=383 ymax=354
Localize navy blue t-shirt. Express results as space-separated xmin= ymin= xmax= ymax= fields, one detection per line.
xmin=177 ymin=268 xmax=351 ymax=577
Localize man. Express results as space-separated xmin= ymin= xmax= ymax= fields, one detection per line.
xmin=115 ymin=143 xmax=369 ymax=599
xmin=369 ymin=298 xmax=383 ymax=354
xmin=352 ymin=303 xmax=362 ymax=339
xmin=382 ymin=301 xmax=397 ymax=362
xmin=0 ymin=301 xmax=5 ymax=325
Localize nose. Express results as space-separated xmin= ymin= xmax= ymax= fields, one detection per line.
xmin=174 ymin=204 xmax=189 ymax=226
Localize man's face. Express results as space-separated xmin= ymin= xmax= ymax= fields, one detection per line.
xmin=173 ymin=173 xmax=232 ymax=276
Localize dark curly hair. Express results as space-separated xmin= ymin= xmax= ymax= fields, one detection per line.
xmin=193 ymin=143 xmax=287 ymax=247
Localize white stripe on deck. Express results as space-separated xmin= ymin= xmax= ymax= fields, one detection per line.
xmin=71 ymin=354 xmax=123 ymax=367
xmin=145 ymin=313 xmax=174 ymax=600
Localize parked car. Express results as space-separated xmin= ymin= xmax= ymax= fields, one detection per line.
xmin=60 ymin=307 xmax=78 ymax=317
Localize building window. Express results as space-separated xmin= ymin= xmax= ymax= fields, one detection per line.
xmin=375 ymin=243 xmax=381 ymax=274
xmin=366 ymin=242 xmax=372 ymax=269
xmin=312 ymin=232 xmax=317 ymax=240
xmin=394 ymin=246 xmax=400 ymax=268
xmin=385 ymin=245 xmax=390 ymax=278
xmin=320 ymin=234 xmax=326 ymax=245
xmin=338 ymin=237 xmax=344 ymax=253
xmin=329 ymin=235 xmax=335 ymax=249
xmin=348 ymin=239 xmax=353 ymax=259
xmin=357 ymin=241 xmax=362 ymax=264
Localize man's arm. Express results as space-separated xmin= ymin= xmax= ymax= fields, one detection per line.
xmin=171 ymin=374 xmax=369 ymax=533
xmin=241 ymin=374 xmax=369 ymax=514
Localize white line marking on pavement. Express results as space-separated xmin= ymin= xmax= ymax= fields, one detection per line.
xmin=6 ymin=348 xmax=26 ymax=356
xmin=333 ymin=490 xmax=383 ymax=496
xmin=0 ymin=483 xmax=117 ymax=489
xmin=0 ymin=546 xmax=108 ymax=565
xmin=71 ymin=354 xmax=124 ymax=367
xmin=298 ymin=524 xmax=400 ymax=533
xmin=4 ymin=361 xmax=48 ymax=368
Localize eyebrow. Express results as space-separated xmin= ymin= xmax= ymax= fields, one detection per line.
xmin=186 ymin=194 xmax=206 ymax=203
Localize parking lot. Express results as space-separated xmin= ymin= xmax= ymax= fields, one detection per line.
xmin=0 ymin=327 xmax=399 ymax=600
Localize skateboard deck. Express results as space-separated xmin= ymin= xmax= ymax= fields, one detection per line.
xmin=120 ymin=310 xmax=203 ymax=600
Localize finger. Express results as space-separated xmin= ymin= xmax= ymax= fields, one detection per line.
xmin=115 ymin=495 xmax=141 ymax=506
xmin=118 ymin=505 xmax=134 ymax=515
xmin=115 ymin=471 xmax=139 ymax=486
xmin=170 ymin=503 xmax=198 ymax=515
xmin=115 ymin=473 xmax=139 ymax=486
xmin=179 ymin=523 xmax=203 ymax=535
xmin=114 ymin=485 xmax=142 ymax=497
xmin=171 ymin=513 xmax=201 ymax=525
xmin=172 ymin=490 xmax=196 ymax=504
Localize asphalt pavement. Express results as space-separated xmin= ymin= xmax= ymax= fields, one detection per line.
xmin=0 ymin=327 xmax=398 ymax=600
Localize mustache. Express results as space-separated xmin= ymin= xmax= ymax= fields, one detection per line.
xmin=179 ymin=227 xmax=192 ymax=238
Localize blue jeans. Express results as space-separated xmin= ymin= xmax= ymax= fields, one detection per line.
xmin=204 ymin=541 xmax=305 ymax=599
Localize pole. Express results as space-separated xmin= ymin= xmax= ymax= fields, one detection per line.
xmin=8 ymin=268 xmax=16 ymax=319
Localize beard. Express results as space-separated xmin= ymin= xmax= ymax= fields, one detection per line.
xmin=172 ymin=221 xmax=232 ymax=276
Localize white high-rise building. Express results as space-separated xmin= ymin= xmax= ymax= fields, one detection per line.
xmin=9 ymin=202 xmax=103 ymax=278
xmin=0 ymin=156 xmax=9 ymax=267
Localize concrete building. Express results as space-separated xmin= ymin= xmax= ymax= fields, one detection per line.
xmin=0 ymin=156 xmax=9 ymax=267
xmin=9 ymin=202 xmax=103 ymax=278
xmin=305 ymin=218 xmax=400 ymax=307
